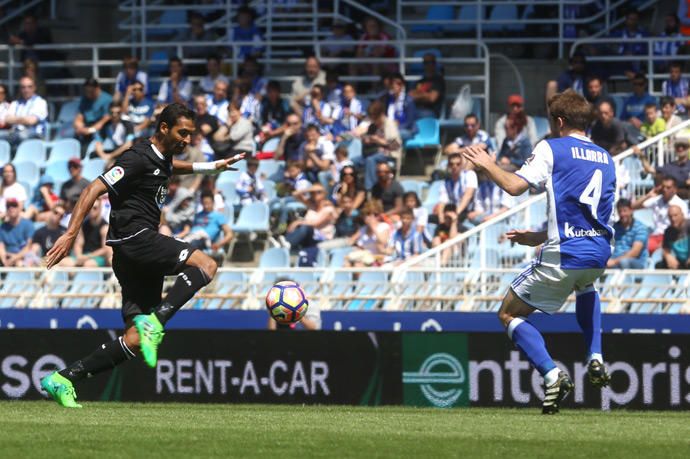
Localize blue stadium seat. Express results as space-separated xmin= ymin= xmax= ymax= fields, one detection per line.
xmin=260 ymin=137 xmax=280 ymax=154
xmin=44 ymin=270 xmax=69 ymax=308
xmin=257 ymin=159 xmax=282 ymax=180
xmin=634 ymin=207 xmax=654 ymax=231
xmin=216 ymin=170 xmax=242 ymax=186
xmin=533 ymin=116 xmax=551 ymax=140
xmin=484 ymin=5 xmax=522 ymax=33
xmin=263 ymin=180 xmax=277 ymax=201
xmin=147 ymin=10 xmax=187 ymax=38
xmin=223 ymin=203 xmax=234 ymax=227
xmin=330 ymin=270 xmax=353 ymax=309
xmin=62 ymin=271 xmax=106 ymax=308
xmin=400 ymin=179 xmax=427 ymax=197
xmin=13 ymin=139 xmax=46 ymax=165
xmin=412 ymin=5 xmax=455 ymax=33
xmin=0 ymin=271 xmax=37 ymax=308
xmin=14 ymin=162 xmax=40 ymax=189
xmin=328 ymin=246 xmax=353 ymax=268
xmin=56 ymin=100 xmax=80 ymax=139
xmin=82 ymin=158 xmax=106 ymax=181
xmin=205 ymin=271 xmax=246 ymax=310
xmin=48 ymin=138 xmax=81 ymax=164
xmin=348 ymin=271 xmax=389 ymax=310
xmin=216 ymin=181 xmax=239 ymax=207
xmin=232 ymin=201 xmax=270 ymax=233
xmin=259 ymin=247 xmax=290 ymax=269
xmin=44 ymin=160 xmax=72 ymax=184
xmin=405 ymin=118 xmax=440 ymax=149
xmin=447 ymin=4 xmax=480 ymax=33
xmin=0 ymin=139 xmax=10 ymax=165
xmin=423 ymin=180 xmax=445 ymax=213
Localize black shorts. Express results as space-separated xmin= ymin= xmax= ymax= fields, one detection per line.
xmin=110 ymin=229 xmax=196 ymax=325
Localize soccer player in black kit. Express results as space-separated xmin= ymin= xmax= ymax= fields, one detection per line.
xmin=40 ymin=104 xmax=245 ymax=408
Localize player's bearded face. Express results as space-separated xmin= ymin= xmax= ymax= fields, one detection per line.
xmin=165 ymin=117 xmax=195 ymax=155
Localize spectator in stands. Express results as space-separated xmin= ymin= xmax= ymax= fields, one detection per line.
xmin=640 ymin=103 xmax=666 ymax=139
xmin=74 ymin=78 xmax=113 ymax=145
xmin=60 ymin=158 xmax=90 ymax=205
xmin=345 ymin=200 xmax=390 ymax=267
xmin=212 ymin=102 xmax=255 ymax=160
xmin=281 ymin=184 xmax=337 ymax=251
xmin=654 ymin=14 xmax=684 ymax=69
xmin=290 ymin=56 xmax=326 ymax=117
xmin=435 ymin=153 xmax=477 ymax=223
xmin=236 ymin=157 xmax=266 ymax=205
xmin=0 ymin=198 xmax=33 ymax=267
xmin=635 ymin=138 xmax=690 ymax=199
xmin=238 ymin=56 xmax=268 ymax=98
xmin=658 ymin=204 xmax=690 ymax=269
xmin=384 ymin=73 xmax=417 ymax=141
xmin=177 ymin=12 xmax=215 ymax=60
xmin=633 ymin=176 xmax=689 ymax=254
xmin=230 ymin=6 xmax=264 ymax=60
xmin=300 ymin=124 xmax=335 ymax=183
xmin=185 ymin=191 xmax=233 ymax=252
xmin=25 ymin=174 xmax=58 ymax=222
xmin=278 ymin=160 xmax=312 ymax=199
xmin=113 ymin=56 xmax=148 ymax=103
xmin=8 ymin=14 xmax=53 ymax=62
xmin=663 ymin=61 xmax=689 ymax=113
xmin=608 ymin=198 xmax=649 ymax=269
xmin=160 ymin=187 xmax=194 ymax=238
xmin=0 ymin=164 xmax=27 ymax=216
xmin=389 ymin=208 xmax=426 ymax=263
xmin=332 ymin=164 xmax=365 ymax=209
xmin=370 ymin=161 xmax=404 ymax=218
xmin=157 ymin=57 xmax=193 ymax=106
xmin=2 ymin=76 xmax=47 ymax=144
xmin=403 ymin=191 xmax=428 ymax=236
xmin=29 ymin=203 xmax=66 ymax=261
xmin=258 ymin=80 xmax=290 ymax=141
xmin=334 ymin=194 xmax=359 ymax=238
xmin=431 ymin=203 xmax=460 ymax=249
xmin=610 ymin=9 xmax=648 ymax=76
xmin=353 ymin=100 xmax=402 ymax=190
xmin=329 ymin=143 xmax=353 ymax=185
xmin=199 ymin=54 xmax=229 ymax=95
xmin=92 ymin=102 xmax=135 ymax=162
xmin=661 ymin=96 xmax=683 ymax=130
xmin=444 ymin=114 xmax=494 ymax=156
xmin=21 ymin=57 xmax=46 ymax=97
xmin=494 ymin=94 xmax=538 ymax=148
xmin=301 ymin=84 xmax=336 ymax=136
xmin=121 ymin=79 xmax=154 ymax=136
xmin=340 ymin=83 xmax=364 ymax=133
xmin=206 ymin=79 xmax=229 ymax=124
xmin=622 ymin=74 xmax=656 ymax=130
xmin=467 ymin=170 xmax=515 ymax=224
xmin=66 ymin=198 xmax=111 ymax=267
xmin=409 ymin=53 xmax=445 ymax=118
xmin=275 ymin=114 xmax=304 ymax=162
xmin=591 ymin=101 xmax=627 ymax=154
xmin=545 ymin=53 xmax=588 ymax=104
xmin=585 ymin=76 xmax=615 ymax=110
xmin=322 ymin=21 xmax=355 ymax=59
xmin=193 ymin=94 xmax=219 ymax=161
xmin=233 ymin=78 xmax=261 ymax=123
xmin=325 ymin=70 xmax=343 ymax=106
xmin=0 ymin=83 xmax=10 ymax=129
xmin=497 ymin=112 xmax=532 ymax=170
xmin=356 ymin=16 xmax=396 ymax=77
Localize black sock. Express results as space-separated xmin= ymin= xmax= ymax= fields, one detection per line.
xmin=154 ymin=267 xmax=211 ymax=325
xmin=59 ymin=336 xmax=135 ymax=382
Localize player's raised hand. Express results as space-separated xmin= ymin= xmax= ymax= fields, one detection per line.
xmin=462 ymin=145 xmax=493 ymax=170
xmin=45 ymin=233 xmax=77 ymax=269
xmin=215 ymin=153 xmax=247 ymax=172
xmin=506 ymin=229 xmax=547 ymax=247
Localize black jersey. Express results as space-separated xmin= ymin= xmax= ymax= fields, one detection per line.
xmin=98 ymin=139 xmax=172 ymax=244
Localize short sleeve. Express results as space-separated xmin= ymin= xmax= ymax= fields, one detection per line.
xmin=515 ymin=140 xmax=553 ymax=188
xmin=633 ymin=222 xmax=649 ymax=243
xmin=463 ymin=170 xmax=478 ymax=189
xmin=33 ymin=98 xmax=48 ymax=121
xmin=99 ymin=150 xmax=145 ymax=196
xmin=320 ymin=139 xmax=335 ymax=162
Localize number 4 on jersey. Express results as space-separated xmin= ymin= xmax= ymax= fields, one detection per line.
xmin=579 ymin=169 xmax=602 ymax=219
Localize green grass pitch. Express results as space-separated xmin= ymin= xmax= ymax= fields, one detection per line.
xmin=2 ymin=402 xmax=689 ymax=458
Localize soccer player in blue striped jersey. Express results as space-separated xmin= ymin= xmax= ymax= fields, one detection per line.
xmin=463 ymin=90 xmax=615 ymax=414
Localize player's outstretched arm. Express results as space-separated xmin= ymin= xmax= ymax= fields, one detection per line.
xmin=172 ymin=153 xmax=246 ymax=175
xmin=45 ymin=179 xmax=108 ymax=269
xmin=506 ymin=229 xmax=547 ymax=247
xmin=463 ymin=146 xmax=529 ymax=196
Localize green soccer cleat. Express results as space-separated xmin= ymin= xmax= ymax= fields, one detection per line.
xmin=134 ymin=313 xmax=165 ymax=368
xmin=41 ymin=372 xmax=82 ymax=408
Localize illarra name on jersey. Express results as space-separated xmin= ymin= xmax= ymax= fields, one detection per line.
xmin=570 ymin=146 xmax=610 ymax=164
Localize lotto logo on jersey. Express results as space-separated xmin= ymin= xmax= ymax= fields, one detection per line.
xmin=564 ymin=222 xmax=608 ymax=238
xmin=103 ymin=166 xmax=125 ymax=186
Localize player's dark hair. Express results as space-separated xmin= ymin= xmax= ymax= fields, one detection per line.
xmin=616 ymin=198 xmax=632 ymax=209
xmin=200 ymin=190 xmax=214 ymax=201
xmin=464 ymin=113 xmax=478 ymax=124
xmin=156 ymin=103 xmax=196 ymax=132
xmin=660 ymin=96 xmax=675 ymax=107
xmin=548 ymin=89 xmax=593 ymax=131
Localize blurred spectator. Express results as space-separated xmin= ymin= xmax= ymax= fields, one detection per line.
xmin=635 ymin=138 xmax=690 ymax=199
xmin=232 ymin=78 xmax=261 ymax=122
xmin=175 ymin=139 xmax=205 ymax=193
xmin=384 ymin=73 xmax=417 ymax=140
xmin=432 ymin=203 xmax=460 ymax=248
xmin=193 ymin=94 xmax=219 ymax=161
xmin=389 ymin=208 xmax=426 ymax=263
xmin=21 ymin=58 xmax=46 ymax=97
xmin=302 ymin=84 xmax=335 ymax=136
xmin=230 ymin=6 xmax=264 ymax=60
xmin=113 ymin=56 xmax=148 ymax=103
xmin=0 ymin=83 xmax=10 ymax=129
xmin=206 ymin=80 xmax=229 ymax=123
xmin=494 ymin=94 xmax=538 ymax=148
xmin=640 ymin=103 xmax=666 ymax=139
xmin=545 ymin=54 xmax=588 ymax=103
xmin=403 ymin=191 xmax=428 ymax=235
xmin=323 ymin=21 xmax=355 ymax=59
xmin=610 ymin=9 xmax=648 ymax=76
xmin=157 ymin=57 xmax=193 ymax=106
xmin=356 ymin=16 xmax=396 ymax=76
xmin=238 ymin=56 xmax=268 ymax=98
xmin=661 ymin=96 xmax=683 ymax=130
xmin=340 ymin=83 xmax=364 ymax=132
xmin=259 ymin=80 xmax=290 ymax=140
xmin=281 ymin=184 xmax=337 ymax=251
xmin=121 ymin=79 xmax=154 ymax=136
xmin=663 ymin=61 xmax=689 ymax=113
xmin=435 ymin=153 xmax=477 ymax=223
xmin=176 ymin=12 xmax=215 ymax=60
xmin=290 ymin=56 xmax=326 ymax=116
xmin=608 ymin=198 xmax=649 ymax=269
xmin=92 ymin=102 xmax=135 ymax=162
xmin=236 ymin=157 xmax=266 ymax=205
xmin=185 ymin=191 xmax=233 ymax=252
xmin=345 ymin=200 xmax=390 ymax=267
xmin=658 ymin=204 xmax=690 ymax=269
xmin=65 ymin=198 xmax=110 ymax=267
xmin=199 ymin=55 xmax=229 ymax=95
xmin=370 ymin=161 xmax=404 ymax=217
xmin=497 ymin=112 xmax=532 ymax=170
xmin=409 ymin=53 xmax=445 ymax=118
xmin=332 ymin=164 xmax=365 ymax=209
xmin=8 ymin=14 xmax=53 ymax=62
xmin=74 ymin=78 xmax=113 ymax=145
xmin=275 ymin=114 xmax=304 ymax=162
xmin=654 ymin=14 xmax=684 ymax=68
xmin=633 ymin=176 xmax=688 ymax=254
xmin=212 ymin=102 xmax=255 ymax=159
xmin=0 ymin=198 xmax=33 ymax=266
xmin=161 ymin=187 xmax=194 ymax=237
xmin=278 ymin=160 xmax=312 ymax=198
xmin=0 ymin=164 xmax=27 ymax=216
xmin=334 ymin=194 xmax=359 ymax=238
xmin=2 ymin=76 xmax=48 ymax=143
xmin=353 ymin=100 xmax=402 ymax=190
xmin=60 ymin=158 xmax=90 ymax=204
xmin=444 ymin=114 xmax=494 ymax=155
xmin=25 ymin=174 xmax=58 ymax=221
xmin=30 ymin=203 xmax=65 ymax=260
xmin=467 ymin=169 xmax=515 ymax=224
xmin=585 ymin=76 xmax=615 ymax=110
xmin=300 ymin=124 xmax=335 ymax=183
xmin=621 ymin=73 xmax=656 ymax=130
xmin=591 ymin=101 xmax=626 ymax=154
xmin=325 ymin=70 xmax=343 ymax=106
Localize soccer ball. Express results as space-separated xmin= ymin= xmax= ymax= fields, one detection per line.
xmin=265 ymin=281 xmax=309 ymax=324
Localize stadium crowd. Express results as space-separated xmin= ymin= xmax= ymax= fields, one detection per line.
xmin=0 ymin=7 xmax=689 ymax=271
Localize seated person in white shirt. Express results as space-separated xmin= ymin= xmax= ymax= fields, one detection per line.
xmin=467 ymin=168 xmax=515 ymax=224
xmin=156 ymin=57 xmax=193 ymax=106
xmin=3 ymin=76 xmax=48 ymax=144
xmin=434 ymin=153 xmax=478 ymax=223
xmin=198 ymin=54 xmax=229 ymax=95
xmin=235 ymin=157 xmax=266 ymax=205
xmin=444 ymin=113 xmax=495 ymax=156
xmin=0 ymin=163 xmax=28 ymax=219
xmin=206 ymin=80 xmax=229 ymax=124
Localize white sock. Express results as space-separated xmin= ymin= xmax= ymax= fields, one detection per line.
xmin=588 ymin=353 xmax=603 ymax=364
xmin=544 ymin=367 xmax=561 ymax=386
